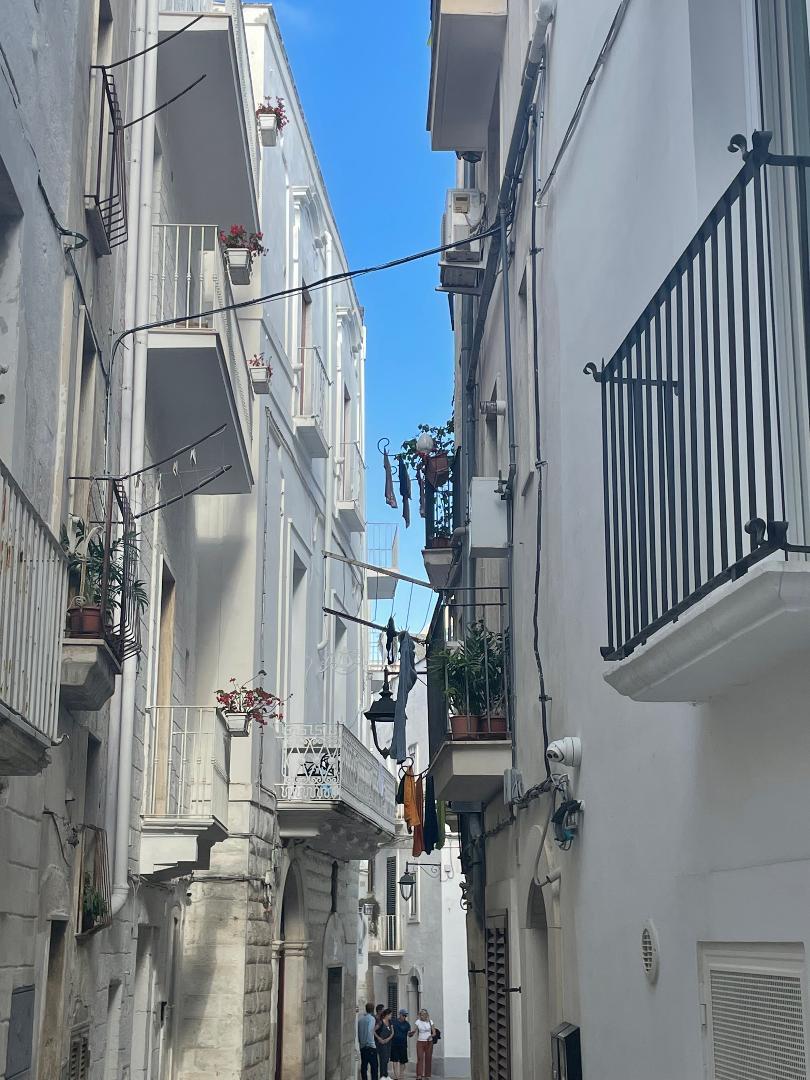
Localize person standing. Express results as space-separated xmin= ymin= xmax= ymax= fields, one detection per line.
xmin=375 ymin=1007 xmax=394 ymax=1078
xmin=414 ymin=1009 xmax=436 ymax=1080
xmin=389 ymin=1009 xmax=411 ymax=1080
xmin=358 ymin=1002 xmax=379 ymax=1080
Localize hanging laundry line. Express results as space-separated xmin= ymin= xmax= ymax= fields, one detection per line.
xmin=323 ymin=549 xmax=432 ymax=590
xmin=321 ymin=606 xmax=428 ymax=644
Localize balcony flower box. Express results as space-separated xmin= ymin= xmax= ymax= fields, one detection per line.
xmin=256 ymin=96 xmax=288 ymax=147
xmin=219 ymin=709 xmax=251 ymax=738
xmin=226 ymin=247 xmax=252 ymax=285
xmin=249 ymin=354 xmax=272 ymax=395
xmin=220 ymin=225 xmax=267 ymax=286
xmin=216 ymin=678 xmax=283 ymax=738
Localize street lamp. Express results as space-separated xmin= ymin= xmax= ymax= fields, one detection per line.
xmin=364 ymin=670 xmax=396 ymax=759
xmin=397 ymin=861 xmax=442 ymax=901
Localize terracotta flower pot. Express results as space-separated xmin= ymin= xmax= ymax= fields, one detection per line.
xmin=449 ymin=714 xmax=479 ymax=739
xmin=481 ymin=714 xmax=508 ymax=738
xmin=424 ymin=451 xmax=451 ymax=489
xmin=67 ymin=605 xmax=104 ymax=638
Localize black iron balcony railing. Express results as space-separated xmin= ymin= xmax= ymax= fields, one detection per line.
xmin=86 ymin=67 xmax=127 ymax=252
xmin=588 ymin=132 xmax=810 ymax=661
xmin=425 ymin=453 xmax=459 ymax=549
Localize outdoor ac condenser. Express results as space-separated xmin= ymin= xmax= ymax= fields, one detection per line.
xmin=467 ymin=477 xmax=507 ymax=558
xmin=438 ymin=188 xmax=486 ymax=294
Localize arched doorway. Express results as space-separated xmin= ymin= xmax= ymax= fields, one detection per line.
xmin=275 ymin=864 xmax=307 ymax=1080
xmin=524 ymin=881 xmax=552 ymax=1078
xmin=407 ymin=972 xmax=421 ymax=1020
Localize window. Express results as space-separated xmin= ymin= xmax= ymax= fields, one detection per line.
xmin=407 ymin=868 xmax=419 ymax=923
xmin=69 ymin=310 xmax=104 ymax=519
xmin=367 ymin=858 xmax=375 ymax=895
xmin=756 ymin=1 xmax=810 ymax=155
xmin=486 ymin=913 xmax=511 ymax=1080
xmin=67 ymin=1025 xmax=90 ymax=1080
xmin=331 ymin=861 xmax=339 ymax=913
xmin=699 ymin=942 xmax=807 ymax=1079
xmin=39 ymin=923 xmax=67 ymax=1079
xmin=76 ymin=826 xmax=111 ymax=936
xmin=387 ymin=979 xmax=399 ymax=1015
xmin=6 ymin=985 xmax=35 ymax=1080
xmin=288 ymin=555 xmax=307 ymax=724
xmin=386 ymin=856 xmax=398 ymax=917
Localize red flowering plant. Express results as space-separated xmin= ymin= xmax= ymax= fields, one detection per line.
xmin=249 ymin=352 xmax=272 ymax=375
xmin=255 ymin=96 xmax=289 ymax=129
xmin=216 ymin=677 xmax=283 ymax=727
xmin=219 ymin=224 xmax=267 ymax=256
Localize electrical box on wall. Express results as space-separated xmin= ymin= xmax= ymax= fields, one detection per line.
xmin=551 ymin=1022 xmax=582 ymax=1080
xmin=467 ymin=477 xmax=507 ymax=558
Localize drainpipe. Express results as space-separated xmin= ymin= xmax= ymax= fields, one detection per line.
xmin=316 ymin=230 xmax=336 ymax=653
xmin=111 ymin=0 xmax=158 ymax=917
xmin=105 ymin=0 xmax=147 ymax=871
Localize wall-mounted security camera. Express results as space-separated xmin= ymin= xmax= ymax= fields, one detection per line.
xmin=546 ymin=736 xmax=581 ymax=768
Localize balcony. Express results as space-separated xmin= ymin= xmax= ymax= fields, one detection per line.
xmin=140 ymin=706 xmax=230 ymax=879
xmin=337 ymin=441 xmax=366 ymax=533
xmin=158 ymin=0 xmax=258 ymax=228
xmin=369 ymin=914 xmax=405 ymax=958
xmin=591 ymin=132 xmax=810 ymax=702
xmin=427 ymin=0 xmax=507 ymax=152
xmin=422 ymin=455 xmax=461 ymax=590
xmin=276 ymin=724 xmax=397 ymax=859
xmin=0 ymin=460 xmax=69 ymax=774
xmin=367 ymin=522 xmax=399 ymax=602
xmin=148 ymin=223 xmax=253 ymax=494
xmin=427 ymin=590 xmax=511 ymax=803
xmin=84 ymin=67 xmax=127 ymax=254
xmin=293 ymin=346 xmax=330 ymax=458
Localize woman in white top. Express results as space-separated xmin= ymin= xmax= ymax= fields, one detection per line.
xmin=413 ymin=1009 xmax=436 ymax=1080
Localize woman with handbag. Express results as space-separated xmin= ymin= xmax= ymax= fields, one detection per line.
xmin=413 ymin=1009 xmax=437 ymax=1080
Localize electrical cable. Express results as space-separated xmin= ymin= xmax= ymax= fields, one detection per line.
xmin=102 ymin=14 xmax=204 ymax=69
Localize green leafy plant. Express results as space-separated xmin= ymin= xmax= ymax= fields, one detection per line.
xmin=60 ymin=518 xmax=148 ymax=615
xmin=430 ymin=621 xmax=504 ymax=717
xmin=399 ymin=419 xmax=454 ymax=473
xmin=82 ymin=872 xmax=107 ymax=925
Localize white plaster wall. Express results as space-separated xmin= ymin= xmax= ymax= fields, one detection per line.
xmin=454 ymin=2 xmax=810 ymax=1079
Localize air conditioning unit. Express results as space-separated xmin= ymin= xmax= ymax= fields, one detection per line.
xmin=438 ymin=189 xmax=486 ymax=294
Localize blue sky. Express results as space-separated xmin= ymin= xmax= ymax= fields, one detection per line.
xmin=263 ymin=0 xmax=454 ymax=632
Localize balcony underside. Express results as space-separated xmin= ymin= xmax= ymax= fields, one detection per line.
xmin=276 ymin=800 xmax=396 ymax=860
xmin=604 ymin=561 xmax=810 ymax=703
xmin=0 ymin=703 xmax=51 ymax=776
xmin=147 ymin=330 xmax=252 ymax=494
xmin=139 ymin=816 xmax=227 ymax=880
xmin=294 ymin=417 xmax=330 ymax=458
xmin=428 ymin=0 xmax=507 ymax=151
xmin=430 ymin=739 xmax=511 ymax=802
xmin=158 ymin=14 xmax=257 ymax=229
xmin=367 ymin=570 xmax=397 ymax=602
xmin=337 ymin=502 xmax=365 ymax=534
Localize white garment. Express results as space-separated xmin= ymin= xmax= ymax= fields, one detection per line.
xmin=415 ymin=1020 xmax=433 ymax=1042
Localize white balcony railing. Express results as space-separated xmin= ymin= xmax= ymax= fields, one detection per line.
xmin=339 ymin=441 xmax=365 ymax=507
xmin=159 ymin=0 xmax=259 ymax=189
xmin=145 ymin=706 xmax=230 ymax=825
xmin=367 ymin=522 xmax=399 ymax=571
xmin=376 ymin=913 xmax=404 ymax=952
xmin=278 ymin=724 xmax=396 ymax=828
xmin=150 ymin=223 xmax=252 ymax=443
xmin=295 ymin=346 xmax=329 ymax=427
xmin=0 ymin=459 xmax=68 ymax=744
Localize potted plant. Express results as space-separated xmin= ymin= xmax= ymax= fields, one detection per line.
xmin=61 ymin=518 xmax=148 ymax=639
xmin=248 ymin=352 xmax=272 ymax=394
xmin=219 ymin=225 xmax=267 ymax=286
xmin=401 ymin=419 xmax=454 ymax=489
xmin=255 ymin=96 xmax=288 ymax=147
xmin=81 ymin=872 xmax=108 ymax=934
xmin=430 ymin=621 xmax=506 ymax=739
xmin=216 ymin=677 xmax=283 ymax=736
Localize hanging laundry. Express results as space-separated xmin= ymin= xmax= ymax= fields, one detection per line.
xmin=423 ymin=775 xmax=440 ymax=855
xmin=384 ymin=450 xmax=398 ymax=509
xmin=385 ymin=616 xmax=397 ymax=665
xmin=436 ymin=800 xmax=447 ymax=850
xmin=398 ymin=457 xmax=412 ymax=528
xmin=416 ymin=463 xmax=426 ymax=518
xmin=390 ymin=632 xmax=416 ymax=763
xmin=403 ymin=767 xmax=420 ymax=829
xmin=412 ymin=774 xmax=425 ymax=858
xmin=395 ymin=772 xmax=406 ymax=806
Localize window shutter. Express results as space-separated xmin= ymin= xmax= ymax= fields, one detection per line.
xmin=388 ymin=979 xmax=399 ymax=1014
xmin=68 ymin=1026 xmax=90 ymax=1080
xmin=486 ymin=915 xmax=510 ymax=1080
xmin=386 ymin=857 xmax=397 ymax=916
xmin=702 ymin=944 xmax=807 ymax=1080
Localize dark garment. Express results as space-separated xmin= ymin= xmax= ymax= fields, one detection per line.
xmin=398 ymin=458 xmax=412 ymax=527
xmin=376 ymin=1022 xmax=393 ymax=1076
xmin=385 ymin=617 xmax=397 ymax=665
xmin=436 ymin=799 xmax=446 ymax=849
xmin=384 ymin=451 xmax=398 ymax=509
xmin=392 ymin=1019 xmax=411 ymax=1042
xmin=391 ymin=632 xmax=416 ymax=763
xmin=361 ymin=1046 xmax=379 ymax=1080
xmin=395 ymin=773 xmax=406 ymax=805
xmin=417 ymin=463 xmax=426 ymax=518
xmin=423 ymin=775 xmax=440 ymax=855
xmin=390 ymin=1041 xmax=409 ymax=1065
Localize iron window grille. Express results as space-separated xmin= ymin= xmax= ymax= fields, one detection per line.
xmin=85 ymin=66 xmax=127 ymax=253
xmin=76 ymin=826 xmax=112 ymax=937
xmin=425 ymin=454 xmax=459 ymax=550
xmin=588 ymin=131 xmax=810 ymax=661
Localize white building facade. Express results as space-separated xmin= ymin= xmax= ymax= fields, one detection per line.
xmin=424 ymin=2 xmax=810 ymax=1079
xmin=0 ymin=1 xmax=390 ymax=1078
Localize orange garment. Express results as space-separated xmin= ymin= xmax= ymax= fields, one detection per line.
xmin=412 ymin=776 xmax=425 ymax=858
xmin=403 ymin=767 xmax=420 ymax=829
